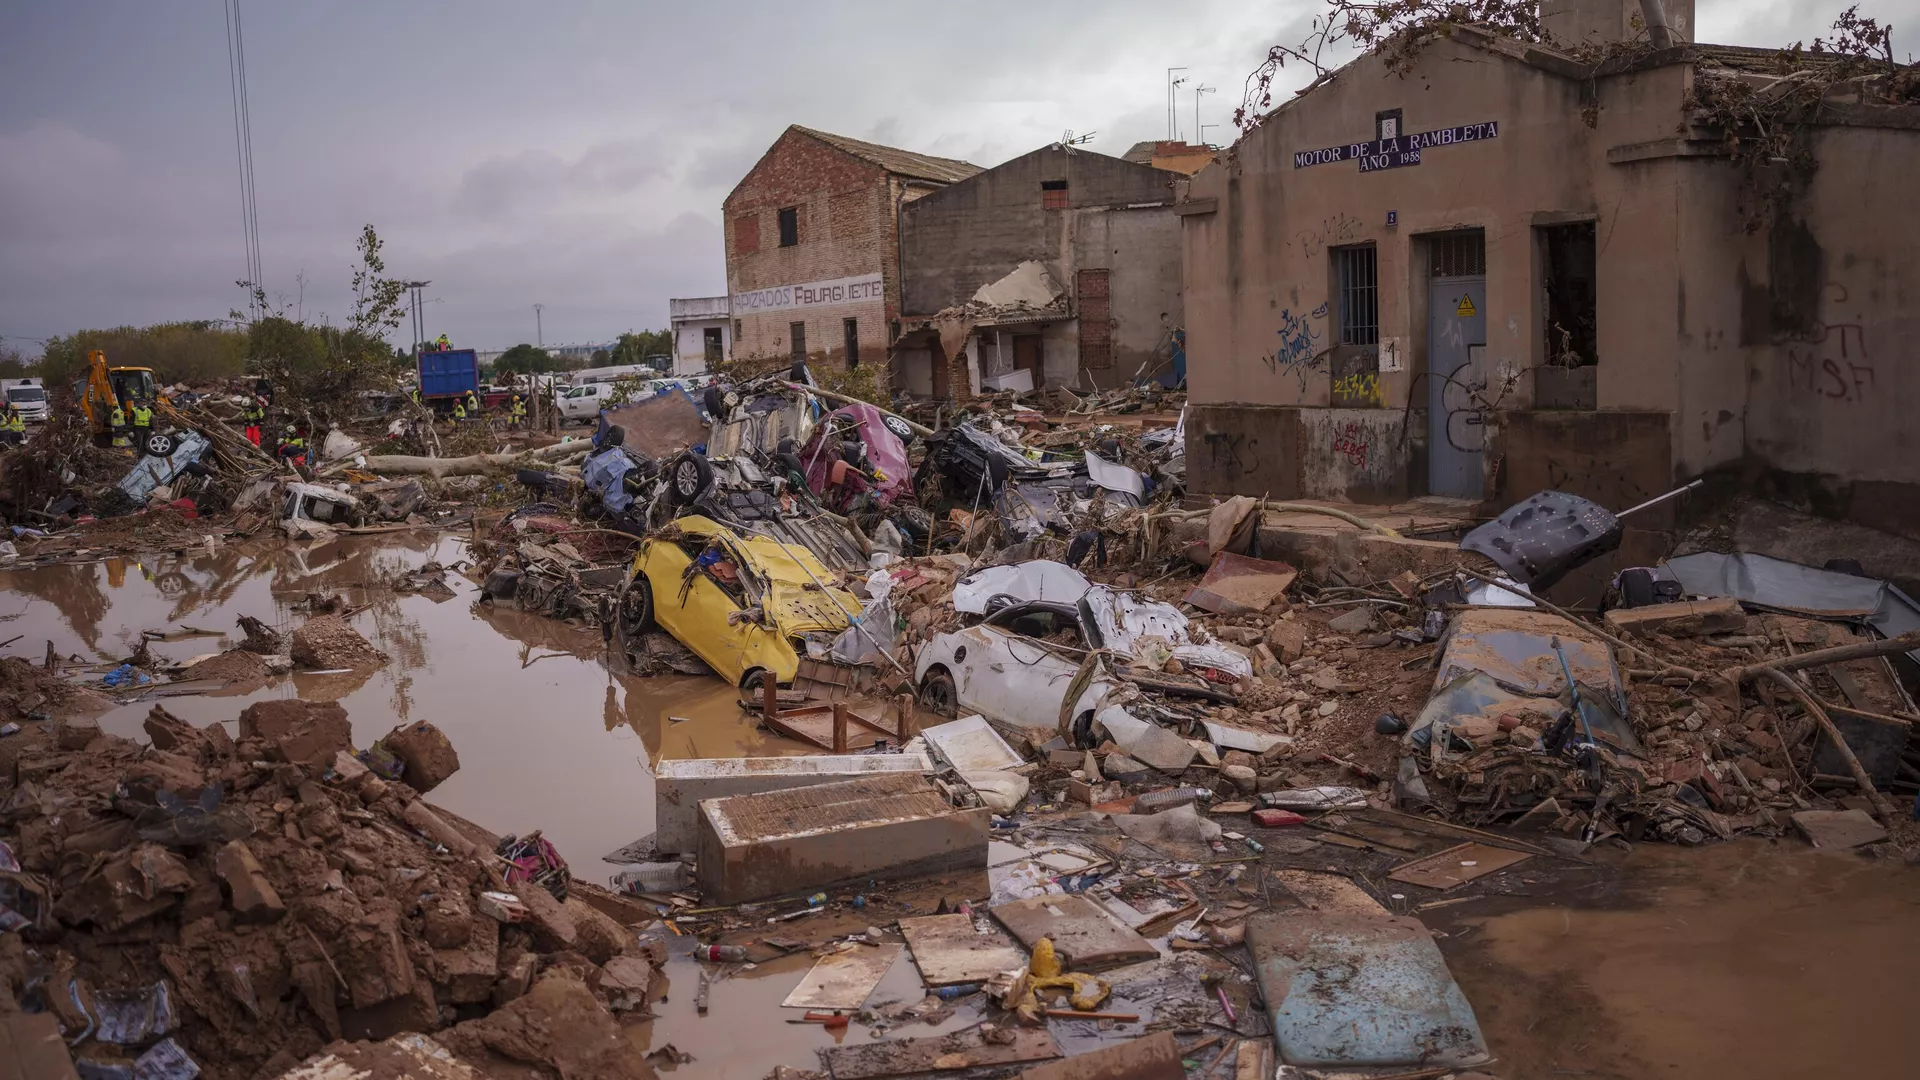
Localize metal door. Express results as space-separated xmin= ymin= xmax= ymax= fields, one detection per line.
xmin=1427 ymin=258 xmax=1487 ymax=498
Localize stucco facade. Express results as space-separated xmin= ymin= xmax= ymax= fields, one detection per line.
xmin=895 ymin=146 xmax=1186 ymax=396
xmin=1181 ymin=24 xmax=1920 ymax=540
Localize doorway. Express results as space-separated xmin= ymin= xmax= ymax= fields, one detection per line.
xmin=1012 ymin=334 xmax=1043 ymax=390
xmin=703 ymin=326 xmax=723 ymax=365
xmin=1425 ymin=230 xmax=1488 ymax=499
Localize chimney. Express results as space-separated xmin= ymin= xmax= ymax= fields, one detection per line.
xmin=1541 ymin=0 xmax=1694 ymax=48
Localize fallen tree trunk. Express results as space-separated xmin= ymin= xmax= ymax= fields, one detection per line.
xmin=1758 ymin=669 xmax=1897 ymax=822
xmin=342 ymin=441 xmax=583 ymax=479
xmin=1721 ymin=630 xmax=1920 ymax=684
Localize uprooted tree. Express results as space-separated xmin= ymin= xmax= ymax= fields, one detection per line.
xmin=235 ymin=224 xmax=409 ymax=423
xmin=1237 ymin=2 xmax=1916 ymax=228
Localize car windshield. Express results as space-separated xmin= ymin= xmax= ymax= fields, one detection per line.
xmin=986 ymin=604 xmax=1085 ymax=647
xmin=8 ymin=388 xmax=44 ymax=401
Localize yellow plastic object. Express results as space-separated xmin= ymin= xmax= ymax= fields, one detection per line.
xmin=624 ymin=515 xmax=862 ymax=687
xmin=1010 ymin=937 xmax=1110 ymax=1020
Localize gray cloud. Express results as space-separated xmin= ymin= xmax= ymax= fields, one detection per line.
xmin=2 ymin=0 xmax=1909 ymax=353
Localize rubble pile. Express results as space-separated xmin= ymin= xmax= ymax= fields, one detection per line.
xmin=0 ymin=701 xmax=666 ymax=1080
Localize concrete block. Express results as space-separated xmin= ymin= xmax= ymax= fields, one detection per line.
xmin=654 ymin=752 xmax=931 ymax=854
xmin=695 ymin=773 xmax=989 ymax=905
xmin=1602 ymin=597 xmax=1746 ymax=638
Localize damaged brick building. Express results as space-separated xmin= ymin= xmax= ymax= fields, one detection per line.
xmin=893 ymin=145 xmax=1187 ymax=397
xmin=1180 ymin=0 xmax=1920 ymax=543
xmin=724 ymin=125 xmax=978 ymax=373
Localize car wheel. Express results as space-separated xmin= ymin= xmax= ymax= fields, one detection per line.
xmin=917 ymin=668 xmax=958 ymax=718
xmin=143 ymin=432 xmax=177 ymax=458
xmin=666 ymin=452 xmax=714 ymax=506
xmin=617 ymin=572 xmax=655 ymax=637
xmin=882 ymin=413 xmax=915 ymax=443
xmin=740 ymin=668 xmax=772 ymax=693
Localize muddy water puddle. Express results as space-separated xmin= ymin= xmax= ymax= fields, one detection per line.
xmin=0 ymin=532 xmax=815 ymax=870
xmin=1433 ymin=840 xmax=1920 ymax=1079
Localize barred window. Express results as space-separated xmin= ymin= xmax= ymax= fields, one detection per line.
xmin=1332 ymin=245 xmax=1378 ymax=346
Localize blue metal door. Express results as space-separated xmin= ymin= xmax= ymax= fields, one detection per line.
xmin=1427 ymin=274 xmax=1487 ymax=498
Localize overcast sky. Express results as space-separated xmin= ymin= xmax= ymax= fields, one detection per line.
xmin=1 ymin=0 xmax=1908 ymax=355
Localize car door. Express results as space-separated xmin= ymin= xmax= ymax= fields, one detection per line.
xmin=961 ymin=604 xmax=1088 ymax=739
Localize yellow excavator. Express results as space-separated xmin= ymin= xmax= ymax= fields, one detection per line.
xmin=81 ymin=349 xmax=164 ymax=448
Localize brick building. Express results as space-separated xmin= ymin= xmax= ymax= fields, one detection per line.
xmin=723 ymin=126 xmax=979 ymax=375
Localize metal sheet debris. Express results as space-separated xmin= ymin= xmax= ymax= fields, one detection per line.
xmin=1247 ymin=910 xmax=1491 ymax=1069
xmin=921 ymin=714 xmax=1024 ymax=773
xmin=1183 ymin=552 xmax=1299 ymax=615
xmin=781 ymin=942 xmax=903 ymax=1009
xmin=1386 ymin=842 xmax=1532 ymax=890
xmin=989 ymin=893 xmax=1157 ymax=972
xmin=898 ymin=913 xmax=1028 ymax=986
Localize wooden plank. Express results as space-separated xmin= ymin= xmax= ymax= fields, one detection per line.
xmin=898 ymin=914 xmax=1027 ymax=987
xmin=824 ymin=1025 xmax=1060 ymax=1079
xmin=781 ymin=943 xmax=902 ymax=1009
xmin=1387 ymin=843 xmax=1532 ymax=891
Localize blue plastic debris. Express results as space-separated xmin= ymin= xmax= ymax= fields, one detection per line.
xmin=102 ymin=664 xmax=153 ymax=689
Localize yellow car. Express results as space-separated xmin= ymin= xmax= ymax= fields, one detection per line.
xmin=613 ymin=515 xmax=863 ymax=688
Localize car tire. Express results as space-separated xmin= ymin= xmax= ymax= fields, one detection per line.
xmin=143 ymin=432 xmax=177 ymax=457
xmin=617 ymin=572 xmax=655 ymax=637
xmin=881 ymin=413 xmax=915 ymax=443
xmin=740 ymin=668 xmax=772 ymax=693
xmin=666 ymin=452 xmax=713 ymax=506
xmin=917 ymin=667 xmax=958 ymax=718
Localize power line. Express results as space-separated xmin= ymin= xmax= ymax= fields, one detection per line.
xmin=224 ymin=0 xmax=263 ymax=317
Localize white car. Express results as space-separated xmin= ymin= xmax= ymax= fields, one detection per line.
xmin=557 ymin=382 xmax=617 ymax=423
xmin=913 ymin=587 xmax=1253 ymax=767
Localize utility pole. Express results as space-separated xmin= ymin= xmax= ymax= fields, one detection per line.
xmin=1194 ymin=85 xmax=1216 ymax=148
xmin=1166 ymin=67 xmax=1187 ymax=141
xmin=405 ymin=281 xmax=431 ymax=364
xmin=533 ymin=303 xmax=544 ymax=348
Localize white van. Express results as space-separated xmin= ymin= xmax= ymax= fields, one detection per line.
xmin=557 ymin=382 xmax=616 ymax=423
xmin=1 ymin=378 xmax=48 ymax=423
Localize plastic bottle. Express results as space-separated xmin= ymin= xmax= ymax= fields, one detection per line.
xmin=933 ymin=984 xmax=981 ymax=999
xmin=1244 ymin=836 xmax=1265 ymax=854
xmin=1133 ymin=787 xmax=1213 ymax=814
xmin=699 ymin=944 xmax=748 ymax=962
xmin=612 ymin=861 xmax=691 ymax=894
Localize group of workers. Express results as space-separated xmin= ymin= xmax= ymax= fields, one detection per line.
xmin=441 ymin=387 xmax=528 ymax=428
xmin=105 ymin=396 xmax=159 ymax=451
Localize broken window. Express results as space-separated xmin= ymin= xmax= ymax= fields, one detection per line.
xmin=778 ymin=206 xmax=799 ymax=247
xmin=1077 ymin=269 xmax=1112 ymax=369
xmin=1041 ymin=179 xmax=1069 ymax=211
xmin=703 ymin=326 xmax=724 ymax=362
xmin=1332 ymin=245 xmax=1379 ymax=346
xmin=790 ymin=321 xmax=807 ymax=361
xmin=733 ymin=213 xmax=760 ymax=255
xmin=1538 ymin=222 xmax=1597 ymax=409
xmin=843 ymin=318 xmax=860 ymax=368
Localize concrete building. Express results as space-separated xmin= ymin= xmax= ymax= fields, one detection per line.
xmin=723 ymin=126 xmax=979 ymax=377
xmin=668 ymin=296 xmax=730 ymax=376
xmin=894 ymin=145 xmax=1187 ymax=398
xmin=1180 ymin=0 xmax=1920 ymax=547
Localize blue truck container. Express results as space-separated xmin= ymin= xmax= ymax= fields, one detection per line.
xmin=418 ymin=349 xmax=480 ymax=400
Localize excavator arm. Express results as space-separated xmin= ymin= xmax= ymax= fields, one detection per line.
xmin=83 ymin=349 xmax=115 ymax=433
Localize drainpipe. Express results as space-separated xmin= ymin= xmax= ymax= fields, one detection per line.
xmin=1639 ymin=0 xmax=1678 ymax=50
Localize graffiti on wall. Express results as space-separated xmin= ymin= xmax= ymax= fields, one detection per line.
xmin=1784 ymin=286 xmax=1875 ymax=403
xmin=1295 ymin=214 xmax=1363 ymax=258
xmin=1203 ymin=431 xmax=1260 ymax=476
xmin=1331 ymin=421 xmax=1370 ymax=470
xmin=1260 ymin=303 xmax=1330 ymax=386
xmin=1331 ymin=371 xmax=1383 ymax=406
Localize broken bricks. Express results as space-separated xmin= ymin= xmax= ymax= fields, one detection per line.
xmin=214 ymin=839 xmax=286 ymax=923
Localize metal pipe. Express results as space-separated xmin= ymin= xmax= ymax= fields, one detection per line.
xmin=1614 ymin=479 xmax=1703 ymax=519
xmin=1639 ymin=0 xmax=1678 ymax=50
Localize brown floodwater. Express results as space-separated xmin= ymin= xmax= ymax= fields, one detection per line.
xmin=6 ymin=535 xmax=1919 ymax=1078
xmin=1433 ymin=839 xmax=1920 ymax=1080
xmin=0 ymin=532 xmax=814 ymax=873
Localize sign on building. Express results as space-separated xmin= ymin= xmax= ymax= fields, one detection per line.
xmin=1293 ymin=121 xmax=1500 ymax=173
xmin=732 ymin=273 xmax=885 ymax=315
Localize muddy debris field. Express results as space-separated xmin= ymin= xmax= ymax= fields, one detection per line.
xmin=1 ymin=372 xmax=1917 ymax=1080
